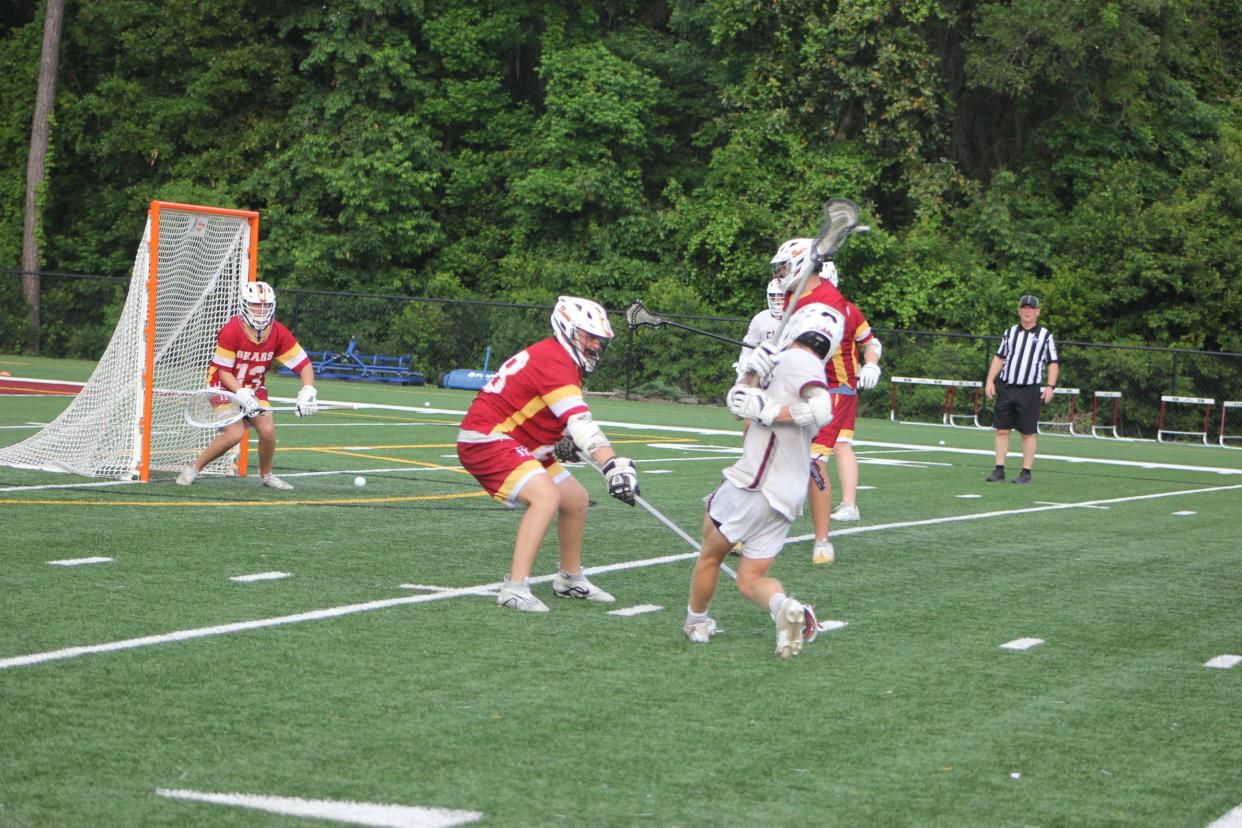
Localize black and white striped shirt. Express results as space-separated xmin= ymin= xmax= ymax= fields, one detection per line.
xmin=996 ymin=324 xmax=1058 ymax=385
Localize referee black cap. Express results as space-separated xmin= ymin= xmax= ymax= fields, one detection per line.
xmin=1019 ymin=294 xmax=1040 ymax=308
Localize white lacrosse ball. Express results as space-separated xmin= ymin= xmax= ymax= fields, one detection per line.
xmin=354 ymin=476 xmax=366 ymax=488
xmin=423 ymin=401 xmax=430 ymax=407
xmin=938 ymin=440 xmax=945 ymax=445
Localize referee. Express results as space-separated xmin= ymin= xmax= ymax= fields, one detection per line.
xmin=983 ymin=294 xmax=1059 ymax=484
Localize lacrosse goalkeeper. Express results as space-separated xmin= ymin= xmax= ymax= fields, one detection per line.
xmin=757 ymin=239 xmax=882 ymax=564
xmin=176 ymin=280 xmax=318 ymax=490
xmin=686 ymin=303 xmax=844 ymax=658
xmin=456 ymin=296 xmax=638 ymax=613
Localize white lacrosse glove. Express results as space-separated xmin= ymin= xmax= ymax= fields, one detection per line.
xmin=601 ymin=457 xmax=640 ymax=506
xmin=295 ymin=384 xmax=318 ymax=417
xmin=727 ymin=384 xmax=782 ymax=426
xmin=743 ymin=342 xmax=780 ymax=383
xmin=234 ymin=387 xmax=263 ymax=418
xmin=857 ymin=362 xmax=882 ymax=390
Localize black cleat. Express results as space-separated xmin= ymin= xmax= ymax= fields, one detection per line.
xmin=985 ymin=468 xmax=1005 ymax=482
xmin=1012 ymin=470 xmax=1032 ymax=484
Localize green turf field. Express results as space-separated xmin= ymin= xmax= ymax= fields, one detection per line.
xmin=2 ymin=353 xmax=1241 ymax=827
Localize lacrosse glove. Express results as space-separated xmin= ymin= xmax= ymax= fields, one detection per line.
xmin=743 ymin=342 xmax=780 ymax=383
xmin=554 ymin=435 xmax=581 ymax=463
xmin=857 ymin=363 xmax=881 ymax=390
xmin=235 ymin=387 xmax=264 ymax=418
xmin=295 ymin=384 xmax=319 ymax=416
xmin=602 ymin=457 xmax=640 ymax=506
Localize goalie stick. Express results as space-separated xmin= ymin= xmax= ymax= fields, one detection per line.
xmin=624 ymin=301 xmax=745 ymax=347
xmin=182 ymin=388 xmax=354 ymax=429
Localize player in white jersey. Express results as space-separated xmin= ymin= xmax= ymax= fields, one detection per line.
xmin=685 ymin=303 xmax=845 ymax=658
xmin=735 ymin=278 xmax=785 ymax=380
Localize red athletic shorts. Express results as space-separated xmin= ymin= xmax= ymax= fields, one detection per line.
xmin=810 ymin=391 xmax=858 ymax=458
xmin=457 ymin=437 xmax=567 ymax=504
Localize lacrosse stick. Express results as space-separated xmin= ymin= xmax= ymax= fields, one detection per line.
xmin=580 ymin=455 xmax=738 ymax=580
xmin=624 ymin=301 xmax=745 ymax=347
xmin=772 ymin=198 xmax=869 ymax=346
xmin=182 ymin=388 xmax=355 ymax=429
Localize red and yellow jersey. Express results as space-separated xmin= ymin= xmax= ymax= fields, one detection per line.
xmin=207 ymin=316 xmax=310 ymax=400
xmin=457 ymin=338 xmax=590 ymax=457
xmin=790 ymin=282 xmax=873 ymax=390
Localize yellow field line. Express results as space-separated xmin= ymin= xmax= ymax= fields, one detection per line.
xmin=0 ymin=490 xmax=489 ymax=507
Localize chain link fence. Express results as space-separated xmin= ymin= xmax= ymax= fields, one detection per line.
xmin=6 ymin=270 xmax=1241 ymax=445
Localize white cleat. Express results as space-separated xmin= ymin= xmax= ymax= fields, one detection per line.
xmin=551 ymin=571 xmax=615 ymax=603
xmin=831 ymin=503 xmax=861 ymax=522
xmin=683 ymin=617 xmax=719 ymax=644
xmin=812 ymin=539 xmax=835 ymax=565
xmin=497 ymin=577 xmax=549 ymax=613
xmin=175 ymin=467 xmax=200 ymax=486
xmin=261 ymin=473 xmax=293 ymax=491
xmin=775 ymin=597 xmax=806 ymax=659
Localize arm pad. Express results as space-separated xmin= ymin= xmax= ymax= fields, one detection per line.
xmin=863 ymin=337 xmax=882 ymax=360
xmin=789 ymin=387 xmax=833 ymax=428
xmin=566 ymin=411 xmax=610 ymax=456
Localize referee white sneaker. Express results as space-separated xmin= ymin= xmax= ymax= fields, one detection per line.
xmin=831 ymin=502 xmax=860 ymax=522
xmin=812 ymin=539 xmax=835 ymax=565
xmin=551 ymin=570 xmax=615 ymax=603
xmin=497 ymin=577 xmax=549 ymax=613
xmin=775 ymin=597 xmax=806 ymax=659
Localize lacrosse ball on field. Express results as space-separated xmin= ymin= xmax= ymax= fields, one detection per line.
xmin=938 ymin=440 xmax=945 ymax=445
xmin=354 ymin=476 xmax=366 ymax=488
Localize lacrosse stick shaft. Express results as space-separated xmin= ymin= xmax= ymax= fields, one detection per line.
xmin=660 ymin=320 xmax=744 ymax=347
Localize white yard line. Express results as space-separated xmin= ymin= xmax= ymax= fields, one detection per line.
xmin=4 ymin=482 xmax=1240 ymax=672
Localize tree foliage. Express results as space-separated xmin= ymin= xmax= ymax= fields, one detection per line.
xmin=1 ymin=0 xmax=1239 ymax=355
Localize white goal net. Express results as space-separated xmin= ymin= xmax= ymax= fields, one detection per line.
xmin=0 ymin=202 xmax=258 ymax=480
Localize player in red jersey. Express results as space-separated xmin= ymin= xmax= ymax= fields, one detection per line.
xmin=761 ymin=238 xmax=883 ymax=564
xmin=176 ymin=281 xmax=318 ymax=490
xmin=457 ymin=296 xmax=639 ymax=612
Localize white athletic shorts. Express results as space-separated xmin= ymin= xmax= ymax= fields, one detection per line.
xmin=705 ymin=480 xmax=793 ymax=560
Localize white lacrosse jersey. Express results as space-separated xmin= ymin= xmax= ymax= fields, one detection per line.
xmin=722 ymin=347 xmax=829 ymax=520
xmin=737 ymin=309 xmax=781 ymax=377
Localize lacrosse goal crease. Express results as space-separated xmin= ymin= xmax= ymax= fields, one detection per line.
xmin=0 ymin=201 xmax=261 ymax=481
xmin=181 ymin=388 xmax=355 ymax=429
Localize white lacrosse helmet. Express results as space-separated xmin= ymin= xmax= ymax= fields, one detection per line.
xmin=551 ymin=295 xmax=614 ymax=372
xmin=766 ymin=278 xmax=785 ymax=319
xmin=820 ymin=261 xmax=839 ymax=288
xmin=240 ymin=281 xmax=276 ymax=334
xmin=778 ymin=302 xmax=845 ymax=364
xmin=770 ymin=238 xmax=814 ymax=292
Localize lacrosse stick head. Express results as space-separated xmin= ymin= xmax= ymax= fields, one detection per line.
xmin=624 ymin=300 xmax=668 ymax=329
xmin=810 ymin=198 xmax=864 ymax=263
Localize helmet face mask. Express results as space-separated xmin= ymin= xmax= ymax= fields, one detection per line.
xmin=551 ymin=296 xmax=614 ymax=372
xmin=766 ymin=278 xmax=785 ymax=319
xmin=240 ymin=281 xmax=276 ymax=334
xmin=770 ymin=238 xmax=814 ymax=292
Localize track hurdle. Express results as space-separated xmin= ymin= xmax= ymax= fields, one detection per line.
xmin=889 ymin=377 xmax=986 ymax=428
xmin=1090 ymin=391 xmax=1124 ymax=438
xmin=1036 ymin=387 xmax=1082 ymax=436
xmin=1219 ymin=401 xmax=1242 ymax=449
xmin=1157 ymin=395 xmax=1215 ymax=445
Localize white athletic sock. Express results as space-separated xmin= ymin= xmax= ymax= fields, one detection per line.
xmin=686 ymin=606 xmax=708 ymax=624
xmin=768 ymin=592 xmax=787 ymax=620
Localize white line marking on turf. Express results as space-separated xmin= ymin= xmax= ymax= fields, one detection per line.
xmin=1035 ymin=500 xmax=1110 ymax=509
xmin=1204 ymin=655 xmax=1242 ymax=669
xmin=956 ymin=494 xmax=982 ymax=499
xmin=47 ymin=556 xmax=113 ymax=566
xmin=608 ymin=604 xmax=662 ymax=617
xmin=816 ymin=620 xmax=849 ymax=632
xmin=1001 ymin=638 xmax=1045 ymax=651
xmin=783 ymin=482 xmax=1242 ymax=545
xmin=1173 ymin=510 xmax=1197 ymax=516
xmin=230 ymin=571 xmax=290 ymax=583
xmin=645 ymin=469 xmax=673 ymax=474
xmin=6 ymin=483 xmax=1242 ymax=671
xmin=1208 ymin=802 xmax=1242 ymax=828
xmin=156 ymin=789 xmax=483 ymax=827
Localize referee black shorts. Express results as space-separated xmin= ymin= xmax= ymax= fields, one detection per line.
xmin=992 ymin=382 xmax=1041 ymax=434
